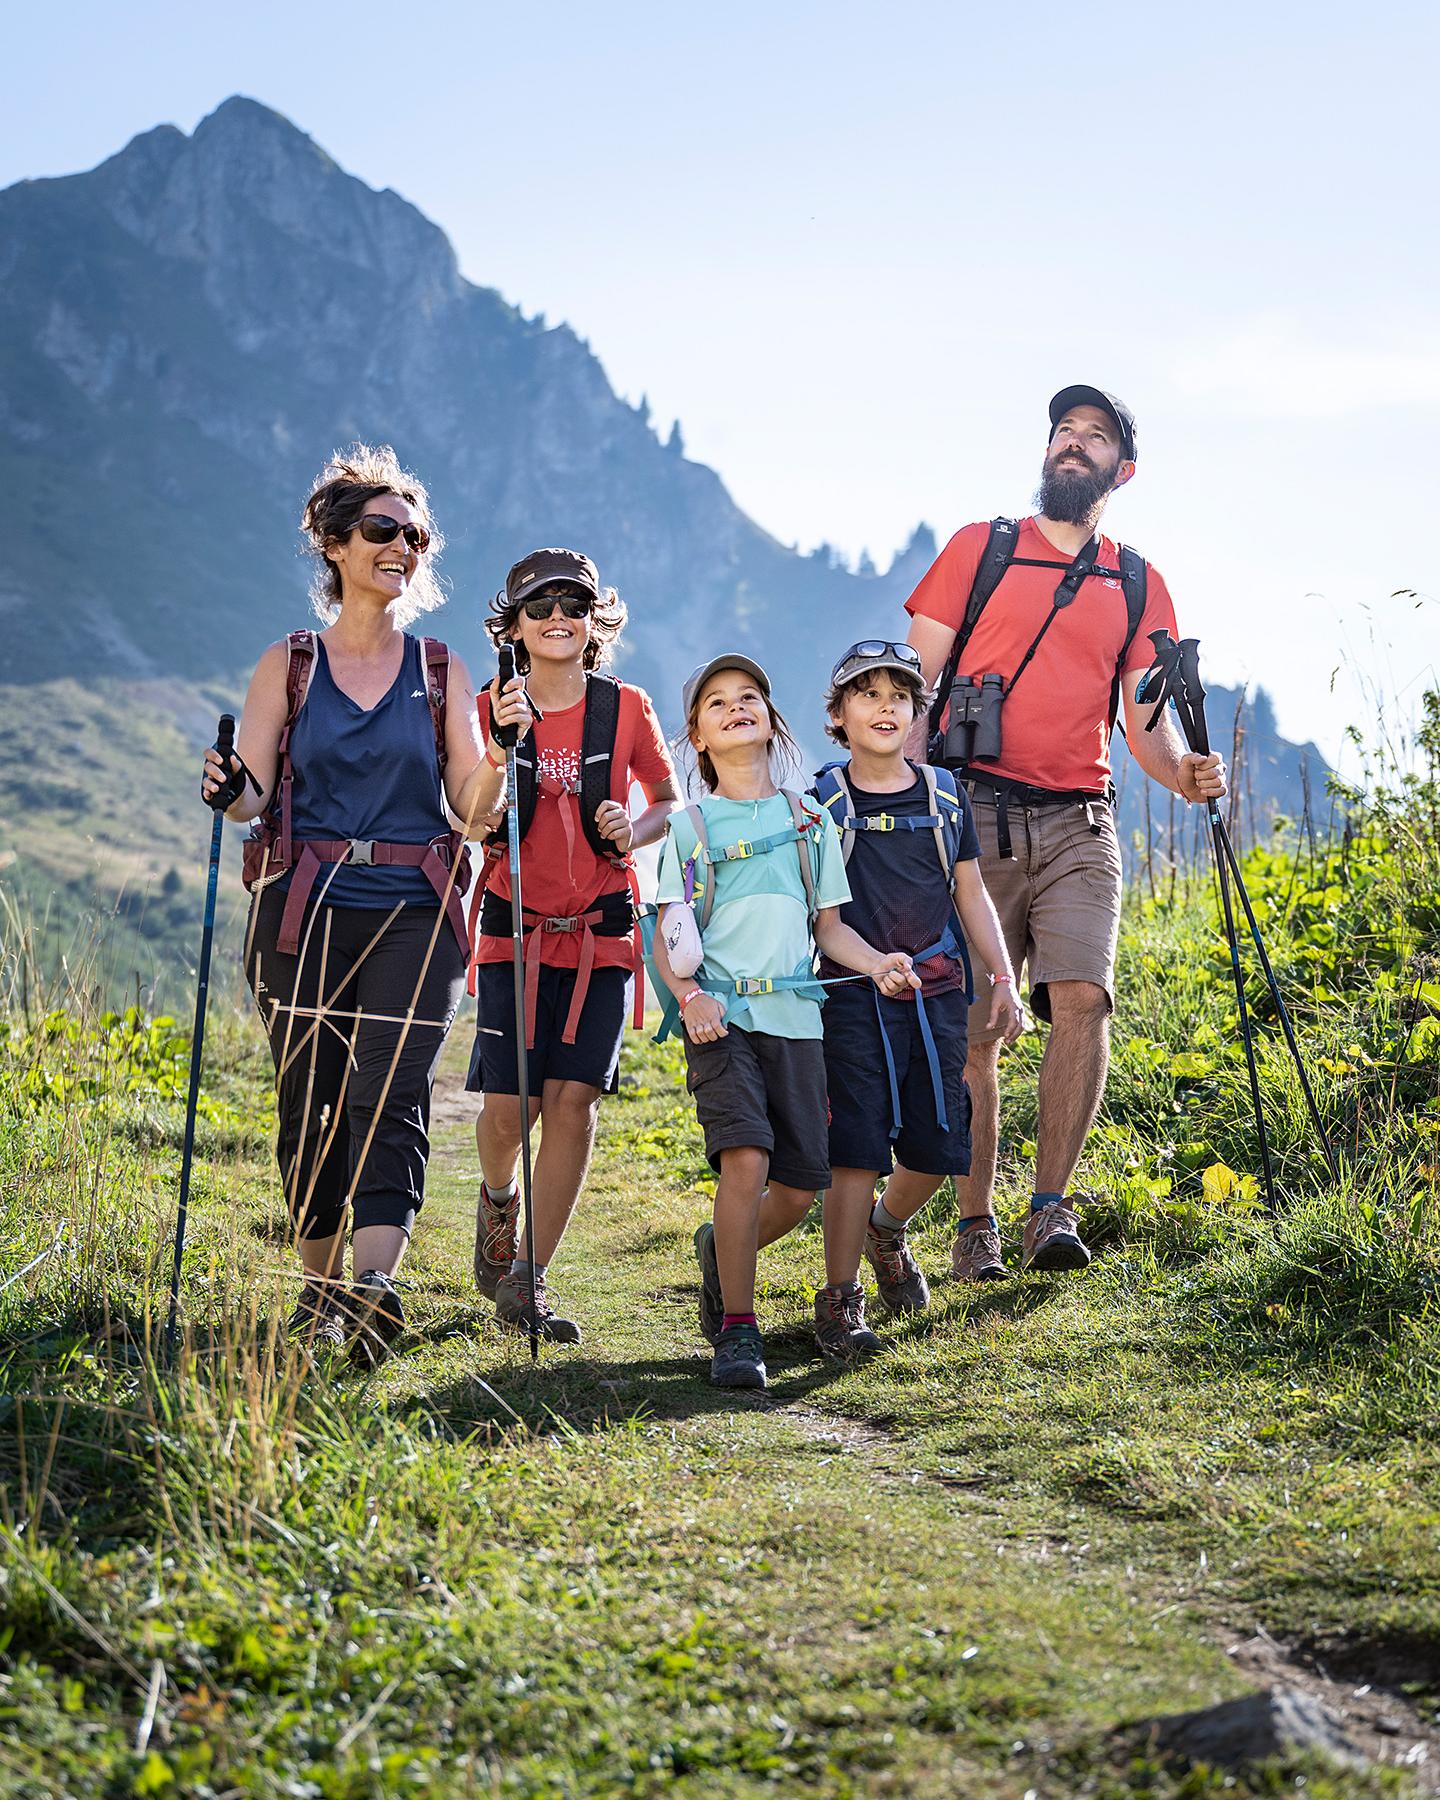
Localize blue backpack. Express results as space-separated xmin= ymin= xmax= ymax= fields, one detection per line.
xmin=811 ymin=760 xmax=975 ymax=1141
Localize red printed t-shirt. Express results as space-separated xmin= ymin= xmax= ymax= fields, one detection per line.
xmin=473 ymin=681 xmax=672 ymax=970
xmin=905 ymin=517 xmax=1179 ymax=794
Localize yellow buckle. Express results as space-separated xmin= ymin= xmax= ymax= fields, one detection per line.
xmin=871 ymin=813 xmax=895 ymax=832
xmin=736 ymin=977 xmax=773 ymax=996
xmin=732 ymin=839 xmax=754 ymax=858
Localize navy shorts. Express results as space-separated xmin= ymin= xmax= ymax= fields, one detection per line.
xmin=823 ymin=982 xmax=972 ymax=1177
xmin=684 ymin=1027 xmax=830 ymax=1193
xmin=466 ymin=962 xmax=631 ymax=1097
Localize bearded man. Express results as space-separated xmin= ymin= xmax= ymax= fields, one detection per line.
xmin=903 ymin=385 xmax=1227 ymax=1278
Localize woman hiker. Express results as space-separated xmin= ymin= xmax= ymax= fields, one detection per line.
xmin=464 ymin=550 xmax=677 ymax=1345
xmin=201 ymin=445 xmax=490 ymax=1367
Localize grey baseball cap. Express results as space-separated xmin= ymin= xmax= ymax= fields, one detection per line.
xmin=1048 ymin=385 xmax=1137 ymax=461
xmin=681 ymin=653 xmax=771 ymax=719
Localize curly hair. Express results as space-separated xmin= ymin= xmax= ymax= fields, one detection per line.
xmin=301 ymin=444 xmax=446 ymax=627
xmin=824 ymin=664 xmax=928 ymax=747
xmin=678 ymin=680 xmax=803 ymax=796
xmin=484 ymin=579 xmax=628 ymax=673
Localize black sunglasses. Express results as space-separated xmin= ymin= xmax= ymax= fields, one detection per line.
xmin=522 ymin=591 xmax=593 ymax=621
xmin=831 ymin=640 xmax=922 ymax=681
xmin=352 ymin=513 xmax=431 ymax=553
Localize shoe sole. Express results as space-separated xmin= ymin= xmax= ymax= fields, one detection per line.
xmin=694 ymin=1223 xmax=723 ymax=1346
xmin=952 ymin=1265 xmax=1006 ymax=1283
xmin=497 ymin=1315 xmax=583 ymax=1346
xmin=711 ymin=1368 xmax=766 ymax=1389
xmin=1025 ymin=1238 xmax=1091 ymax=1273
xmin=815 ymin=1337 xmax=883 ymax=1362
xmin=877 ymin=1289 xmax=931 ymax=1314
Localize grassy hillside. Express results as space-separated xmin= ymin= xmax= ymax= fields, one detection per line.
xmin=0 ymin=701 xmax=1436 ymax=1797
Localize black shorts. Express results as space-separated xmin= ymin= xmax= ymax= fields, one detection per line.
xmin=823 ymin=982 xmax=972 ymax=1178
xmin=684 ymin=1027 xmax=830 ymax=1193
xmin=466 ymin=962 xmax=631 ymax=1096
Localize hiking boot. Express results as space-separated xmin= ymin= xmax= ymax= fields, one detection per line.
xmin=1022 ymin=1203 xmax=1092 ymax=1273
xmin=814 ymin=1286 xmax=883 ymax=1362
xmin=495 ymin=1268 xmax=583 ymax=1345
xmin=694 ymin=1221 xmax=724 ymax=1346
xmin=287 ymin=1279 xmax=346 ymax=1352
xmin=474 ymin=1180 xmax=520 ymax=1299
xmin=710 ymin=1321 xmax=767 ymax=1390
xmin=951 ymin=1223 xmax=1006 ymax=1283
xmin=348 ymin=1269 xmax=406 ymax=1369
xmin=865 ymin=1222 xmax=931 ymax=1313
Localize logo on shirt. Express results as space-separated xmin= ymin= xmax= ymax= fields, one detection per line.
xmin=537 ymin=745 xmax=581 ymax=792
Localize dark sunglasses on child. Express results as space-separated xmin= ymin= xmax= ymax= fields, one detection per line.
xmin=831 ymin=640 xmax=923 ymax=682
xmin=351 ymin=513 xmax=432 ymax=553
xmin=522 ymin=590 xmax=593 ymax=620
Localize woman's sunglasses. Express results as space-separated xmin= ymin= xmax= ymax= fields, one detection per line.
xmin=831 ymin=640 xmax=922 ymax=681
xmin=352 ymin=514 xmax=431 ymax=553
xmin=522 ymin=591 xmax=593 ymax=621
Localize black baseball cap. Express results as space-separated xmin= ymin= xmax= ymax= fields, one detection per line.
xmin=1048 ymin=386 xmax=1137 ymax=462
xmin=505 ymin=548 xmax=600 ymax=606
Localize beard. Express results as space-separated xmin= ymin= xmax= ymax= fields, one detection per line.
xmin=1035 ymin=451 xmax=1119 ymax=526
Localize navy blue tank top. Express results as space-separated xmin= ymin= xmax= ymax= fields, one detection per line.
xmin=283 ymin=634 xmax=451 ymax=908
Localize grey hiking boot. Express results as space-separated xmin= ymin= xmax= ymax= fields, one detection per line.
xmin=1022 ymin=1203 xmax=1091 ymax=1273
xmin=710 ymin=1321 xmax=766 ymax=1390
xmin=288 ymin=1279 xmax=346 ymax=1352
xmin=495 ymin=1268 xmax=583 ymax=1345
xmin=814 ymin=1286 xmax=883 ymax=1362
xmin=951 ymin=1222 xmax=1006 ymax=1283
xmin=694 ymin=1221 xmax=724 ymax=1345
xmin=348 ymin=1269 xmax=406 ymax=1370
xmin=865 ymin=1222 xmax=931 ymax=1313
xmin=474 ymin=1180 xmax=520 ymax=1299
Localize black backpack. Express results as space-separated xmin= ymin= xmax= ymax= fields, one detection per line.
xmin=489 ymin=671 xmax=624 ymax=862
xmin=927 ymin=517 xmax=1148 ymax=754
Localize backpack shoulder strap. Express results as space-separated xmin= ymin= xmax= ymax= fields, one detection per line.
xmin=683 ymin=801 xmax=715 ymax=930
xmin=283 ymin=630 xmax=317 ymax=730
xmin=811 ymin=765 xmax=858 ymax=865
xmin=1109 ymin=545 xmax=1149 ymax=729
xmin=421 ymin=637 xmax=449 ymax=771
xmin=929 ymin=517 xmax=1019 ymax=735
xmin=579 ymin=672 xmax=623 ymax=860
xmin=782 ymin=789 xmax=820 ymax=923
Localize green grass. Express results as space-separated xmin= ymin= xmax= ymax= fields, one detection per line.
xmin=1 ymin=757 xmax=1438 ymax=1796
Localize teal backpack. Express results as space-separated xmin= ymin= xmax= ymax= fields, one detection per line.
xmin=640 ymin=789 xmax=826 ymax=1043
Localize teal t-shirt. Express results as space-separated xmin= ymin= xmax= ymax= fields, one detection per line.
xmin=656 ymin=791 xmax=851 ymax=1040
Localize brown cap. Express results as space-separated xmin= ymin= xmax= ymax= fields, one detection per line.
xmin=505 ymin=548 xmax=600 ymax=606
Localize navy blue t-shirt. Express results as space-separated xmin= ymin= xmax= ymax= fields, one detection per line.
xmin=818 ymin=768 xmax=981 ymax=997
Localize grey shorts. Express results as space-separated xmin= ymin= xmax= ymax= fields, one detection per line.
xmin=683 ymin=1026 xmax=830 ymax=1193
xmin=966 ymin=795 xmax=1123 ymax=1044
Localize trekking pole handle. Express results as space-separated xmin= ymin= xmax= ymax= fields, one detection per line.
xmin=1176 ymin=637 xmax=1210 ymax=757
xmin=217 ymin=713 xmax=235 ymax=757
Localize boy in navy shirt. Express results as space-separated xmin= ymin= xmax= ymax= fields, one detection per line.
xmin=813 ymin=642 xmax=1026 ymax=1358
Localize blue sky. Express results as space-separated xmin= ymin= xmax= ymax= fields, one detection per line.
xmin=6 ymin=0 xmax=1435 ymax=765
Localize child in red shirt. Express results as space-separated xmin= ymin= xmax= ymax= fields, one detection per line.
xmin=465 ymin=549 xmax=677 ymax=1342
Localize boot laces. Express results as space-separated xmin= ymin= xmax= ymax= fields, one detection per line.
xmin=480 ymin=1186 xmax=520 ymax=1263
xmin=871 ymin=1227 xmax=910 ymax=1284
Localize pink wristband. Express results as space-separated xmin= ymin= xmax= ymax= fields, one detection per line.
xmin=679 ymin=988 xmax=703 ymax=1011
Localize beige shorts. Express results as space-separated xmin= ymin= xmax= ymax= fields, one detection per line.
xmin=966 ymin=795 xmax=1123 ymax=1044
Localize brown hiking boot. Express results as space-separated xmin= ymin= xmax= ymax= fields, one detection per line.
xmin=287 ymin=1279 xmax=346 ymax=1352
xmin=951 ymin=1222 xmax=1006 ymax=1282
xmin=1022 ymin=1203 xmax=1091 ymax=1273
xmin=495 ymin=1268 xmax=583 ymax=1345
xmin=814 ymin=1286 xmax=883 ymax=1361
xmin=864 ymin=1222 xmax=930 ymax=1313
xmin=474 ymin=1180 xmax=520 ymax=1299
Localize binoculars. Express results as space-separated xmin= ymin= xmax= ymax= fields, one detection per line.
xmin=942 ymin=672 xmax=1006 ymax=765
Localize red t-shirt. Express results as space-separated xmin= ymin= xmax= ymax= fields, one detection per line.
xmin=474 ymin=681 xmax=672 ymax=969
xmin=905 ymin=517 xmax=1179 ymax=793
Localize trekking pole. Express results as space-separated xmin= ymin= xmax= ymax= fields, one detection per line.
xmin=495 ymin=646 xmax=539 ymax=1363
xmin=167 ymin=713 xmax=234 ymax=1356
xmin=1174 ymin=640 xmax=1340 ymax=1185
xmin=1140 ymin=636 xmax=1276 ymax=1212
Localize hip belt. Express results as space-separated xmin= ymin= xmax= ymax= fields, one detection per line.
xmin=278 ymin=835 xmax=471 ymax=957
xmin=956 ymin=768 xmax=1112 ymax=860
